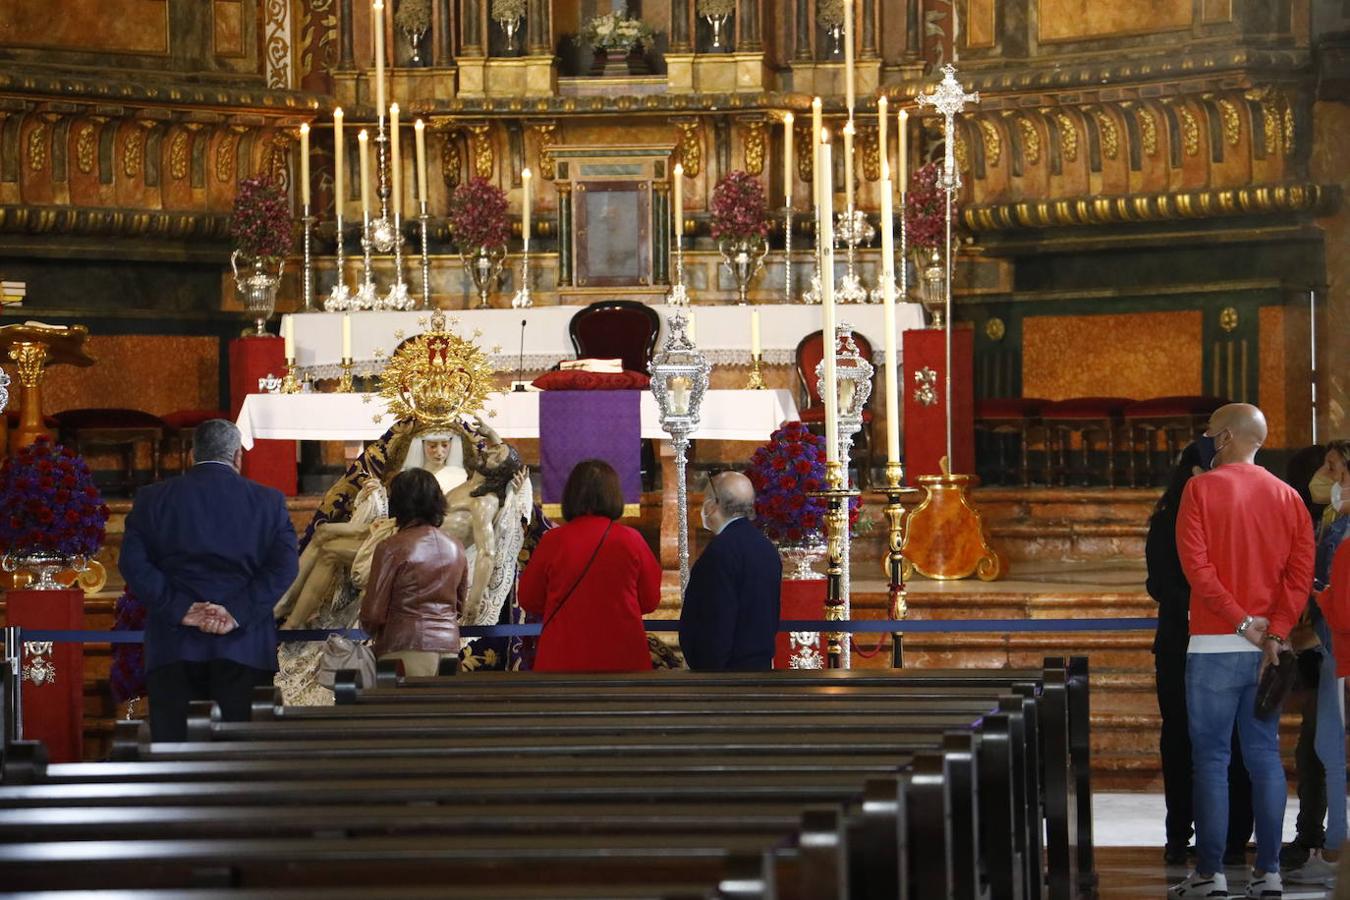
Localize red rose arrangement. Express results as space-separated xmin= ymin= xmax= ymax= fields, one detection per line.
xmin=0 ymin=437 xmax=110 ymax=558
xmin=229 ymin=176 xmax=294 ymax=261
xmin=447 ymin=176 xmax=511 ymax=252
xmin=746 ymin=421 xmax=861 ymax=544
xmin=904 ymin=160 xmax=958 ymax=251
xmin=710 ymin=170 xmax=771 ymax=243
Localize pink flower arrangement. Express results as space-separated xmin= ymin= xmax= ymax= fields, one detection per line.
xmin=0 ymin=437 xmax=110 ymax=558
xmin=746 ymin=421 xmax=860 ymax=544
xmin=710 ymin=170 xmax=771 ymax=243
xmin=447 ymin=177 xmax=511 ymax=251
xmin=229 ymin=176 xmax=294 ymax=260
xmin=904 ymin=161 xmax=957 ymax=251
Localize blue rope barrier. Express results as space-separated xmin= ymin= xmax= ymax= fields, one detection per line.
xmin=14 ymin=617 xmax=1157 ymax=645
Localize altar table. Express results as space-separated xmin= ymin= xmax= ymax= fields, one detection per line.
xmin=282 ymin=303 xmax=927 ymax=376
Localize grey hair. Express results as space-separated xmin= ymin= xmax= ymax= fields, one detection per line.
xmin=193 ymin=419 xmax=243 ymax=466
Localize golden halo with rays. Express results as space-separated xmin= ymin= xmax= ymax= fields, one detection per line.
xmin=376 ymin=309 xmax=497 ymax=428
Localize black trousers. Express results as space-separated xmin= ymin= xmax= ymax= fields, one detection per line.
xmin=1292 ymin=679 xmax=1327 ymax=847
xmin=146 ymin=660 xmax=272 ymax=742
xmin=1156 ymin=641 xmax=1254 ymax=852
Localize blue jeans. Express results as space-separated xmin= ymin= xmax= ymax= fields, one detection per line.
xmin=1313 ymin=615 xmax=1347 ymax=850
xmin=1186 ymin=651 xmax=1287 ymax=875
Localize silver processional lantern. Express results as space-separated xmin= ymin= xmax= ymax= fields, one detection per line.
xmin=650 ymin=304 xmax=711 ymax=592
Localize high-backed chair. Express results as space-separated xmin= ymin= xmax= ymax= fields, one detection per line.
xmin=1040 ymin=397 xmax=1133 ymax=487
xmin=1121 ymin=395 xmax=1227 ymax=487
xmin=568 ymin=300 xmax=662 ymax=375
xmin=795 ymin=329 xmax=876 ymax=486
xmin=52 ymin=408 xmax=166 ymax=495
xmin=974 ymin=397 xmax=1050 ymax=487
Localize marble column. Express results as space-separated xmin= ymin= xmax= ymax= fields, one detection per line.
xmin=861 ymin=0 xmax=877 ymax=58
xmin=528 ymin=0 xmax=552 ymax=54
xmin=671 ymin=0 xmax=692 ymax=51
xmin=794 ymin=0 xmax=812 ymax=59
xmin=558 ymin=186 xmax=573 ymax=286
xmin=462 ymin=0 xmax=484 ymax=55
xmin=739 ymin=0 xmax=761 ymax=50
xmin=905 ymin=0 xmax=921 ymax=60
xmin=339 ymin=0 xmax=355 ymax=68
xmin=434 ymin=0 xmax=454 ymax=64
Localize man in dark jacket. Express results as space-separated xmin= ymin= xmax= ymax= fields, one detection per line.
xmin=120 ymin=419 xmax=298 ymax=741
xmin=679 ymin=471 xmax=781 ymax=670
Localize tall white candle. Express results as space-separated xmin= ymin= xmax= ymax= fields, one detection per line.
xmin=357 ymin=129 xmax=371 ymax=223
xmin=341 ymin=313 xmax=352 ymax=359
xmin=299 ymin=123 xmax=311 ymax=207
xmin=783 ymin=112 xmax=794 ymax=205
xmin=414 ymin=118 xmax=427 ymax=203
xmin=283 ymin=315 xmax=295 ymax=359
xmin=673 ymin=162 xmax=683 ymax=237
xmin=811 ymin=99 xmax=822 ymax=256
xmin=897 ymin=109 xmax=908 ymax=196
xmin=333 ymin=108 xmax=345 ymax=213
xmin=877 ymin=96 xmax=889 ymax=181
xmin=750 ymin=308 xmax=761 ymax=357
xmin=842 ymin=121 xmax=855 ymax=210
xmin=388 ymin=103 xmax=401 ymax=219
xmin=844 ymin=0 xmax=855 ymax=117
xmin=818 ymin=134 xmax=838 ymax=465
xmin=372 ymin=1 xmax=386 ymax=115
xmin=879 ymin=176 xmax=899 ymax=464
xmin=521 ymin=167 xmax=532 ymax=251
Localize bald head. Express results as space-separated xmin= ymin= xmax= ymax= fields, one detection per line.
xmin=712 ymin=471 xmax=756 ymax=519
xmin=1207 ymin=402 xmax=1266 ymax=466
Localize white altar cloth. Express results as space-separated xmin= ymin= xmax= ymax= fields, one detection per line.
xmin=282 ymin=303 xmax=926 ymax=376
xmin=236 ymin=389 xmax=800 ymax=449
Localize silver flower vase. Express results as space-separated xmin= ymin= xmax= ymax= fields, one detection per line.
xmin=462 ymin=245 xmax=507 ymax=309
xmin=230 ymin=251 xmax=284 ymax=337
xmin=718 ymin=236 xmax=769 ymax=305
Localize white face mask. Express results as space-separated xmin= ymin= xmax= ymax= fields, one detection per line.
xmin=1333 ymin=481 xmax=1343 ymax=511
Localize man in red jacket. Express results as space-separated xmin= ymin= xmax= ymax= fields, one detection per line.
xmin=1169 ymin=403 xmax=1314 ymax=900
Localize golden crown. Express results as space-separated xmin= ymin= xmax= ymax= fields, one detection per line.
xmin=377 ymin=309 xmax=496 ymax=428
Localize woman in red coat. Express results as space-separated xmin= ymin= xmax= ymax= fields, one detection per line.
xmin=519 ymin=459 xmax=661 ymax=671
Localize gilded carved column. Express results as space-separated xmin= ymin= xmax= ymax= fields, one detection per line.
xmin=794 ymin=0 xmax=812 ymax=59
xmin=671 ymin=0 xmax=692 ymax=51
xmin=739 ymin=0 xmax=762 ymax=51
xmin=861 ymin=0 xmax=877 ymax=58
xmin=434 ymin=0 xmax=454 ymax=65
xmin=339 ymin=0 xmax=355 ymax=68
xmin=905 ymin=0 xmax=920 ymax=61
xmin=462 ymin=0 xmax=484 ymax=55
xmin=527 ymin=0 xmax=551 ymax=54
xmin=557 ymin=185 xmax=573 ymax=285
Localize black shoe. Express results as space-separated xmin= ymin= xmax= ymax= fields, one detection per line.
xmin=1165 ymin=844 xmax=1192 ymax=866
xmin=1224 ymin=847 xmax=1248 ymax=867
xmin=1278 ymin=840 xmax=1313 ymax=870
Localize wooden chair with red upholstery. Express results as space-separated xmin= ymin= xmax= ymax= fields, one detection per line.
xmin=1122 ymin=395 xmax=1227 ymax=486
xmin=1039 ymin=396 xmax=1133 ymax=487
xmin=568 ymin=300 xmax=663 ymax=375
xmin=161 ymin=409 xmax=230 ymax=473
xmin=52 ymin=408 xmax=166 ymax=495
xmin=973 ymin=397 xmax=1050 ymax=487
xmin=795 ymin=329 xmax=876 ymax=487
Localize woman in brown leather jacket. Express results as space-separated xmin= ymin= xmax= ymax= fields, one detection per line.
xmin=360 ymin=467 xmax=468 ymax=676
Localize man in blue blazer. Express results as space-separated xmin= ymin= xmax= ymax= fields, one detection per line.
xmin=679 ymin=471 xmax=781 ymax=670
xmin=120 ymin=419 xmax=298 ymax=741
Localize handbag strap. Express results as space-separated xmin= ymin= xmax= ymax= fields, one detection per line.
xmin=541 ymin=520 xmax=613 ymax=632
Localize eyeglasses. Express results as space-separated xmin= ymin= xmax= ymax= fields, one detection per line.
xmin=705 ymin=468 xmax=726 ymax=507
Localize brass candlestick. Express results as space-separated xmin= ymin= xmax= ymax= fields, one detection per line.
xmin=280 ymin=357 xmax=301 ymax=394
xmin=337 ymin=357 xmax=355 ymax=393
xmin=808 ymin=459 xmax=860 ymax=669
xmin=745 ymin=353 xmax=766 ymax=390
xmin=874 ymin=460 xmax=923 ymax=667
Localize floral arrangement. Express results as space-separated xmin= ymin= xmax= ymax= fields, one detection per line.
xmin=447 ymin=177 xmax=511 ymax=251
xmin=0 ymin=437 xmax=110 ymax=559
xmin=490 ymin=0 xmax=525 ymax=21
xmin=710 ymin=170 xmax=771 ymax=243
xmin=746 ymin=421 xmax=860 ymax=544
xmin=229 ymin=176 xmax=293 ymax=261
xmin=110 ymin=589 xmax=147 ymax=705
xmin=395 ymin=0 xmax=433 ymax=33
xmin=904 ymin=160 xmax=958 ymax=251
xmin=577 ymin=7 xmax=655 ymax=52
xmin=696 ymin=0 xmax=735 ymax=17
xmin=815 ymin=0 xmax=844 ymax=27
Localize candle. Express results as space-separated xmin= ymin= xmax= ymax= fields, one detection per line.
xmin=842 ymin=121 xmax=855 ymax=209
xmin=389 ymin=103 xmax=401 ymax=219
xmin=670 ymin=375 xmax=691 ymax=416
xmin=414 ymin=119 xmax=427 ymax=203
xmin=877 ymin=96 xmax=889 ymax=181
xmin=333 ymin=108 xmax=345 ymax=213
xmin=299 ymin=123 xmax=310 ymax=207
xmin=357 ymin=129 xmax=371 ymax=223
xmin=818 ymin=134 xmax=838 ymax=465
xmin=341 ymin=313 xmax=352 ymax=360
xmin=811 ymin=99 xmax=822 ymax=254
xmin=844 ymin=0 xmax=855 ymax=116
xmin=811 ymin=97 xmax=823 ymax=145
xmin=879 ymin=176 xmax=900 ymax=464
xmin=783 ymin=112 xmax=794 ymax=206
xmin=283 ymin=315 xmax=295 ymax=360
xmin=521 ymin=167 xmax=532 ymax=251
xmin=897 ymin=109 xmax=908 ymax=196
xmin=750 ymin=308 xmax=761 ymax=357
xmin=372 ymin=1 xmax=386 ymax=115
xmin=673 ymin=162 xmax=683 ymax=238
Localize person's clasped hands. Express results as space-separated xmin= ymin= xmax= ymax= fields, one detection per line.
xmin=180 ymin=601 xmax=239 ymax=635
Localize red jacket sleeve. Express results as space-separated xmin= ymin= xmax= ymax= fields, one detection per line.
xmin=1321 ymin=539 xmax=1350 ymax=636
xmin=518 ymin=529 xmax=554 ymax=617
xmin=1176 ymin=479 xmax=1248 ymax=630
xmin=632 ymin=530 xmax=662 ymax=615
xmin=1270 ymin=502 xmax=1314 ymax=638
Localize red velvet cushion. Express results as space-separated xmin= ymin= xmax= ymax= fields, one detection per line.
xmin=532 ymin=369 xmax=652 ymax=391
xmin=1040 ymin=397 xmax=1133 ymax=419
xmin=161 ymin=409 xmax=229 ymax=430
xmin=52 ymin=408 xmax=165 ymax=429
xmin=1123 ymin=396 xmax=1227 ymax=419
xmin=975 ymin=397 xmax=1049 ymax=419
xmin=798 ymin=407 xmax=874 ymax=424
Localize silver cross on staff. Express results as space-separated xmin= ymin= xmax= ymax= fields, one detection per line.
xmin=916 ymin=64 xmax=980 ymax=191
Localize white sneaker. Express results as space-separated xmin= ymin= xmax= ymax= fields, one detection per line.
xmin=1168 ymin=871 xmax=1229 ymax=898
xmin=1283 ymin=850 xmax=1336 ymax=887
xmin=1244 ymin=869 xmax=1282 ymax=898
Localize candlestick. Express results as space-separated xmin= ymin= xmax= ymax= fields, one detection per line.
xmin=414 ymin=119 xmax=428 ymax=204
xmin=673 ymin=162 xmax=684 ymax=238
xmin=819 ymin=135 xmax=838 ymax=464
xmin=389 ymin=103 xmax=401 ymax=220
xmin=745 ymin=354 xmax=766 ymax=390
xmin=301 ymin=204 xmax=316 ymax=311
xmin=373 ymin=0 xmax=386 ymax=114
xmin=418 ymin=197 xmax=431 ymax=309
xmin=877 ymin=97 xmax=889 ymax=181
xmin=750 ymin=307 xmax=761 ymax=357
xmin=299 ymin=123 xmax=311 ymax=207
xmin=898 ymin=109 xmax=908 ymax=193
xmin=338 ymin=357 xmax=355 ymax=393
xmin=280 ymin=356 xmax=301 ymax=394
xmin=783 ymin=112 xmax=794 ymax=205
xmin=880 ymin=177 xmax=899 ymax=464
xmin=521 ymin=167 xmax=532 ymax=251
xmin=341 ymin=313 xmax=352 ymax=358
xmin=327 ymin=109 xmax=350 ymax=311
xmin=844 ymin=0 xmax=855 ymax=117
